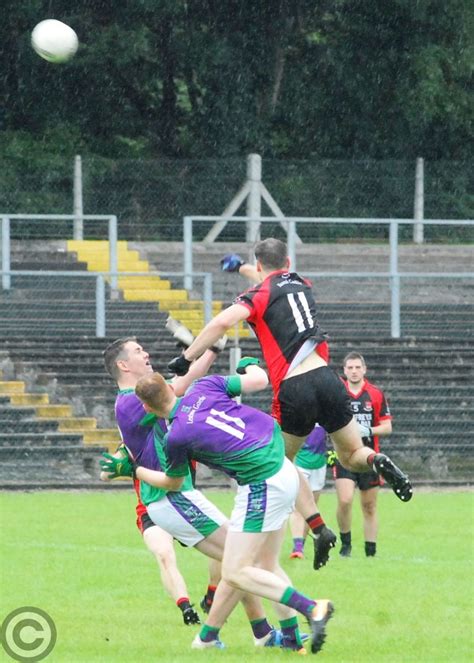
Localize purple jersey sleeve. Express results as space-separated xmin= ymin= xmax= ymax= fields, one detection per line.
xmin=115 ymin=391 xmax=162 ymax=470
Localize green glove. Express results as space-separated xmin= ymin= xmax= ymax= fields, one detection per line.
xmin=100 ymin=448 xmax=134 ymax=478
xmin=236 ymin=356 xmax=260 ymax=374
xmin=326 ymin=450 xmax=339 ymax=467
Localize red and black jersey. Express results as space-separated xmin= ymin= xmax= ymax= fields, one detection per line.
xmin=343 ymin=379 xmax=392 ymax=452
xmin=234 ymin=270 xmax=329 ymax=392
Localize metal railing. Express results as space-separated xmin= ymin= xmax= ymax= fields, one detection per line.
xmin=1 ymin=215 xmax=118 ymax=290
xmin=0 ymin=270 xmax=214 ymax=337
xmin=183 ymin=215 xmax=474 ymax=338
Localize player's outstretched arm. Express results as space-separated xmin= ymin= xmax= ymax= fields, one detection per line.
xmin=236 ymin=356 xmax=269 ymax=393
xmin=172 ymin=341 xmax=227 ymax=395
xmin=238 ymin=263 xmax=260 ymax=282
xmin=185 ymin=305 xmax=248 ymax=360
xmin=166 ymin=316 xmax=227 ymax=391
xmin=135 ymin=467 xmax=184 ymax=491
xmin=168 ymin=304 xmax=249 ymax=375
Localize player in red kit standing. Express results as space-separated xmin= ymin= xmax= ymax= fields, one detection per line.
xmin=332 ymin=352 xmax=393 ymax=558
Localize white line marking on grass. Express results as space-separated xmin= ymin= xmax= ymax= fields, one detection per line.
xmin=1 ymin=541 xmax=149 ymax=555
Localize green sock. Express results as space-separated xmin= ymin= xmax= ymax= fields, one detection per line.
xmin=199 ymin=624 xmax=220 ymax=642
xmin=279 ymin=616 xmax=303 ymax=647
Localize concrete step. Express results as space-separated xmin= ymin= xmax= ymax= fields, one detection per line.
xmin=57 ymin=417 xmax=97 ymax=431
xmin=0 ymin=432 xmax=84 ymax=446
xmin=0 ymin=381 xmax=25 ymax=394
xmin=0 ymin=406 xmax=37 ymax=420
xmin=35 ymin=404 xmax=73 ymax=418
xmin=8 ymin=393 xmax=50 ymax=406
xmin=0 ymin=444 xmax=105 ymax=483
xmin=10 ymin=260 xmax=90 ymax=271
xmin=0 ymin=419 xmax=60 ymax=434
xmin=81 ymin=430 xmax=121 ymax=444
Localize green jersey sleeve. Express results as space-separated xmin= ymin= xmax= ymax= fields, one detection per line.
xmin=225 ymin=375 xmax=242 ymax=397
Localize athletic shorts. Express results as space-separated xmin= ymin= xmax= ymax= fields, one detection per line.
xmin=229 ymin=457 xmax=300 ymax=533
xmin=332 ymin=461 xmax=381 ymax=490
xmin=146 ymin=489 xmax=227 ymax=548
xmin=274 ymin=366 xmax=353 ymax=436
xmin=136 ymin=511 xmax=156 ymax=534
xmin=295 ymin=464 xmax=327 ymax=492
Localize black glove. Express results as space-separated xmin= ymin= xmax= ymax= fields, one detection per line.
xmin=220 ymin=253 xmax=244 ymax=273
xmin=168 ymin=354 xmax=192 ymax=376
xmin=236 ymin=356 xmax=260 ymax=374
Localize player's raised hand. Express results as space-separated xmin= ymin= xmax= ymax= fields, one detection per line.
xmin=168 ymin=354 xmax=192 ymax=376
xmin=220 ymin=253 xmax=244 ymax=272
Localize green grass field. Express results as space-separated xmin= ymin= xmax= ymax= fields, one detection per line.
xmin=1 ymin=488 xmax=473 ymax=662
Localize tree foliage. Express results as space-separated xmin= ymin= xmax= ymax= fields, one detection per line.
xmin=0 ymin=0 xmax=472 ymax=159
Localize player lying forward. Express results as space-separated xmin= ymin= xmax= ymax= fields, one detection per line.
xmin=134 ymin=358 xmax=334 ymax=654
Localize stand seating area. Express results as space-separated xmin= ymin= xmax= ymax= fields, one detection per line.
xmin=0 ymin=241 xmax=472 ymax=487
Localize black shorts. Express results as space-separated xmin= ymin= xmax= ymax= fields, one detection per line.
xmin=137 ymin=511 xmax=156 ymax=534
xmin=275 ymin=366 xmax=353 ymax=436
xmin=332 ymin=461 xmax=381 ymax=490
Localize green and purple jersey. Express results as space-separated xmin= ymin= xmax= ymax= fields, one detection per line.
xmin=164 ymin=375 xmax=285 ymax=485
xmin=294 ymin=424 xmax=327 ymax=470
xmin=115 ymin=388 xmax=193 ymax=505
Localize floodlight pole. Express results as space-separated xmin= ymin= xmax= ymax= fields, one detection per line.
xmin=246 ymin=154 xmax=262 ymax=245
xmin=73 ymin=155 xmax=84 ymax=240
xmin=413 ymin=157 xmax=424 ymax=244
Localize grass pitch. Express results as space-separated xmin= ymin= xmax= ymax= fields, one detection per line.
xmin=1 ymin=488 xmax=472 ymax=662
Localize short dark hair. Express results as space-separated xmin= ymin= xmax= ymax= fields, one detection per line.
xmin=343 ymin=351 xmax=366 ymax=367
xmin=254 ymin=238 xmax=288 ymax=271
xmin=103 ymin=336 xmax=137 ymax=379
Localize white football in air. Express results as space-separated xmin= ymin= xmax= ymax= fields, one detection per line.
xmin=31 ymin=19 xmax=79 ymax=63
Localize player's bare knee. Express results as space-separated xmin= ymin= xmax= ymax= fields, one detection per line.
xmin=221 ymin=567 xmax=244 ymax=589
xmin=338 ymin=495 xmax=353 ymax=510
xmin=152 ymin=547 xmax=175 ymax=569
xmin=361 ymin=501 xmax=377 ymax=517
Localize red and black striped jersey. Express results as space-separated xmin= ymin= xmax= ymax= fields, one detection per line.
xmin=343 ymin=379 xmax=392 ymax=452
xmin=234 ymin=269 xmax=329 ymax=392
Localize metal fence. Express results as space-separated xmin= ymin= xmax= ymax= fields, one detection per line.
xmin=0 ymin=270 xmax=214 ymax=337
xmin=183 ymin=216 xmax=474 ymax=338
xmin=1 ymin=155 xmax=472 ymax=241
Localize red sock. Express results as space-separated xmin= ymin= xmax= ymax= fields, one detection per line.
xmin=306 ymin=513 xmax=325 ymax=534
